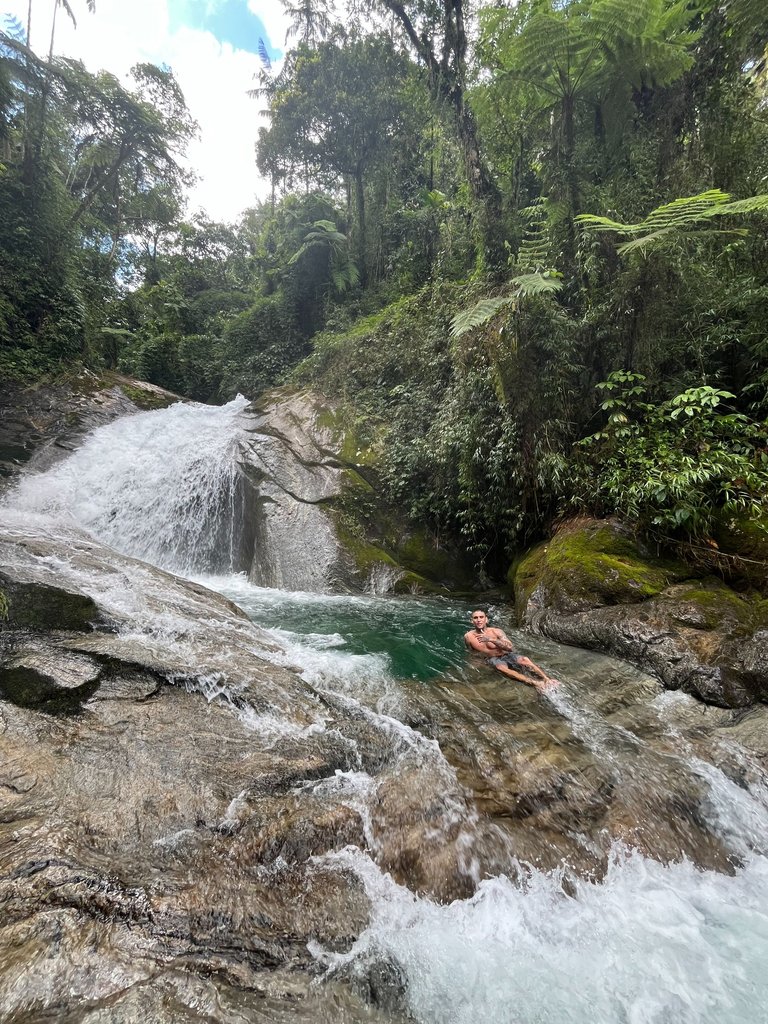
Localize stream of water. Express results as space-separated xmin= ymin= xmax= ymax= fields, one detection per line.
xmin=4 ymin=398 xmax=768 ymax=1024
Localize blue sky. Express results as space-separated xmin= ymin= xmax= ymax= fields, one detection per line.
xmin=1 ymin=0 xmax=290 ymax=219
xmin=168 ymin=0 xmax=283 ymax=61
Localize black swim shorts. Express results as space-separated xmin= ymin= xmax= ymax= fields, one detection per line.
xmin=487 ymin=652 xmax=524 ymax=669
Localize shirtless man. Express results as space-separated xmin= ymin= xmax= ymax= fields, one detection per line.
xmin=464 ymin=610 xmax=560 ymax=693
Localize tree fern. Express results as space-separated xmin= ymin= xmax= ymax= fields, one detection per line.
xmin=450 ymin=275 xmax=562 ymax=338
xmin=450 ymin=297 xmax=516 ymax=338
xmin=576 ymin=190 xmax=768 ymax=255
xmin=450 ymin=195 xmax=565 ymax=338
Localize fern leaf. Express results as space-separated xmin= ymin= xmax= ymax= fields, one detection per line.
xmin=617 ymin=227 xmax=748 ymax=255
xmin=579 ymin=189 xmax=768 ymax=256
xmin=450 ymin=297 xmax=516 ymax=338
xmin=576 ymin=212 xmax=639 ymax=233
xmin=641 ymin=190 xmax=730 ymax=232
xmin=714 ymin=194 xmax=768 ymax=216
xmin=511 ymin=272 xmax=564 ymax=296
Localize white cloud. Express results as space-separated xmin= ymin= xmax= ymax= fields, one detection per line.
xmin=2 ymin=0 xmax=277 ymax=221
xmin=248 ymin=0 xmax=288 ymax=53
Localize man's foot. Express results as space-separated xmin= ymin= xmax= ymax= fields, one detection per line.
xmin=536 ymin=677 xmax=560 ymax=692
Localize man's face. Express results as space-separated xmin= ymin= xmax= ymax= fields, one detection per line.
xmin=471 ymin=611 xmax=488 ymax=630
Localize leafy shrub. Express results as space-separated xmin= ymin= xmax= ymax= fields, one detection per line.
xmin=218 ymin=295 xmax=306 ymax=400
xmin=572 ymin=372 xmax=768 ymax=538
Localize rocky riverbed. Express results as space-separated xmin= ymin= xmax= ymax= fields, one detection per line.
xmin=2 ymin=374 xmax=768 ymax=1022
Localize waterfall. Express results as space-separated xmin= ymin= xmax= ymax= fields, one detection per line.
xmin=3 ymin=397 xmax=768 ymax=1023
xmin=6 ymin=396 xmax=250 ymax=575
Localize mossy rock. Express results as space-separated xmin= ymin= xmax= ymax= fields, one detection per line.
xmin=513 ymin=519 xmax=692 ymax=617
xmin=332 ymin=489 xmax=473 ymax=593
xmin=658 ymin=579 xmax=757 ymax=635
xmin=78 ymin=370 xmax=179 ymax=411
xmin=116 ymin=381 xmax=178 ymax=411
xmin=316 ymin=405 xmax=381 ymax=470
xmin=325 ymin=413 xmax=474 ymax=592
xmin=333 ymin=519 xmax=443 ymax=594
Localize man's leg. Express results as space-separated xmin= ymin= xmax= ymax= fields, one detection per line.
xmin=492 ymin=662 xmax=545 ymax=688
xmin=516 ymin=656 xmax=553 ymax=684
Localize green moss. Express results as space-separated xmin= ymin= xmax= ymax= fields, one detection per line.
xmin=714 ymin=508 xmax=768 ymax=562
xmin=663 ymin=580 xmax=754 ymax=632
xmin=513 ymin=520 xmax=692 ymax=612
xmin=315 ymin=404 xmax=382 ymax=470
xmin=513 ymin=543 xmax=549 ymax=610
xmin=117 ymin=382 xmax=177 ymax=411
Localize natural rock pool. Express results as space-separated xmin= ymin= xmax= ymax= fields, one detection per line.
xmin=1 ymin=397 xmax=767 ymax=1023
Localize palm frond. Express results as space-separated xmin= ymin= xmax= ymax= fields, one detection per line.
xmin=58 ymin=0 xmax=78 ymax=29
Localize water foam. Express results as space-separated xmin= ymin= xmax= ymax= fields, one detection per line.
xmin=6 ymin=396 xmax=250 ymax=574
xmin=312 ymin=845 xmax=768 ymax=1024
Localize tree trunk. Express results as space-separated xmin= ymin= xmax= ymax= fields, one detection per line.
xmin=560 ymin=90 xmax=579 ymax=273
xmin=354 ymin=163 xmax=367 ymax=287
xmin=381 ymin=0 xmax=505 ymax=272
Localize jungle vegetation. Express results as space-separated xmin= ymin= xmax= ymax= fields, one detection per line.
xmin=1 ymin=0 xmax=767 ymax=575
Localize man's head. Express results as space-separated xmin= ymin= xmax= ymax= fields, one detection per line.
xmin=470 ymin=610 xmax=488 ymax=630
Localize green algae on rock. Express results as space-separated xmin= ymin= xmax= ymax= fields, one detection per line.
xmin=514 ymin=519 xmax=690 ymax=616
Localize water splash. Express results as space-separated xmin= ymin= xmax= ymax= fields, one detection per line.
xmin=5 ymin=396 xmax=250 ymax=574
xmin=311 ymin=844 xmax=768 ymax=1024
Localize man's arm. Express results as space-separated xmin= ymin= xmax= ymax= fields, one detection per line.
xmin=489 ymin=629 xmax=514 ymax=651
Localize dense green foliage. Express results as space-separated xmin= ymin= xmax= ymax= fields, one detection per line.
xmin=2 ymin=0 xmax=767 ymax=576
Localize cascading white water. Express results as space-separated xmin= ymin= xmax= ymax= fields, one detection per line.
xmin=313 ymin=841 xmax=768 ymax=1024
xmin=6 ymin=396 xmax=250 ymax=574
xmin=4 ymin=398 xmax=768 ymax=1024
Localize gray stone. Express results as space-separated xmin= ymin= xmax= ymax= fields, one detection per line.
xmin=0 ymin=645 xmax=103 ymax=709
xmin=237 ymin=389 xmax=358 ymax=591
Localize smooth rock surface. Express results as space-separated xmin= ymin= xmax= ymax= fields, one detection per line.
xmin=236 ymin=390 xmax=372 ymax=591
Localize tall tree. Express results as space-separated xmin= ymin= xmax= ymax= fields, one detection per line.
xmin=281 ymin=0 xmax=334 ymax=46
xmin=257 ymin=36 xmax=427 ymax=283
xmin=477 ymin=0 xmax=700 ymax=268
xmin=373 ymin=0 xmax=504 ymax=268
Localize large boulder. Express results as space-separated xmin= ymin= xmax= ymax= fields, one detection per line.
xmin=513 ymin=519 xmax=768 ymax=708
xmin=236 ymin=388 xmax=473 ymax=594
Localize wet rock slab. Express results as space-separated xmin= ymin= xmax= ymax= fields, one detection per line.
xmin=0 ymin=521 xmax=415 ymax=1021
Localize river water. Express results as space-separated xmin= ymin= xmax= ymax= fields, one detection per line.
xmin=4 ymin=398 xmax=768 ymax=1023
